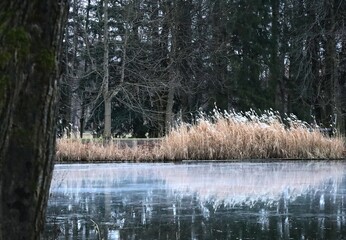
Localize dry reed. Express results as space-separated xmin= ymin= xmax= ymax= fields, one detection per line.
xmin=56 ymin=110 xmax=345 ymax=162
xmin=161 ymin=110 xmax=345 ymax=160
xmin=56 ymin=139 xmax=163 ymax=162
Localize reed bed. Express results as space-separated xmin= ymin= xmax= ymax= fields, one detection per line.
xmin=56 ymin=139 xmax=163 ymax=162
xmin=56 ymin=110 xmax=345 ymax=162
xmin=161 ymin=110 xmax=345 ymax=160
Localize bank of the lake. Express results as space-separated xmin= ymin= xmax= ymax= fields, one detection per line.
xmin=56 ymin=111 xmax=345 ymax=162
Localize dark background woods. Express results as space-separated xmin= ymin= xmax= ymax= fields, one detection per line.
xmin=60 ymin=0 xmax=346 ymax=138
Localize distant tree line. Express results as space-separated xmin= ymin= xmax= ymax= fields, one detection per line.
xmin=59 ymin=0 xmax=346 ymax=138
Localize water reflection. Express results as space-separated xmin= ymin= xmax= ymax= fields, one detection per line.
xmin=45 ymin=162 xmax=346 ymax=239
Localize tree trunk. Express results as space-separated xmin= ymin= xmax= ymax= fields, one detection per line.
xmin=0 ymin=1 xmax=68 ymax=239
xmin=70 ymin=0 xmax=81 ymax=131
xmin=270 ymin=0 xmax=281 ymax=110
xmin=165 ymin=83 xmax=175 ymax=134
xmin=104 ymin=97 xmax=112 ymax=140
xmin=322 ymin=0 xmax=336 ymax=128
xmin=338 ymin=37 xmax=346 ymax=135
xmin=102 ymin=0 xmax=111 ymax=140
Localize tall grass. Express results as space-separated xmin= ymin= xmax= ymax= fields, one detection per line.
xmin=161 ymin=109 xmax=345 ymax=160
xmin=56 ymin=109 xmax=345 ymax=162
xmin=56 ymin=139 xmax=162 ymax=162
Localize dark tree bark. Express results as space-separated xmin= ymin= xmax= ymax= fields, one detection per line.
xmin=0 ymin=1 xmax=68 ymax=239
xmin=210 ymin=0 xmax=229 ymax=110
xmin=269 ymin=0 xmax=281 ymax=110
xmin=323 ymin=0 xmax=337 ymax=128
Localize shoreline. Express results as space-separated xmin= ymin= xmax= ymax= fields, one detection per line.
xmin=56 ymin=113 xmax=345 ymax=162
xmin=54 ymin=157 xmax=346 ymax=164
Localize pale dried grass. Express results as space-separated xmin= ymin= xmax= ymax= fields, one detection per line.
xmin=56 ymin=110 xmax=345 ymax=161
xmin=161 ymin=110 xmax=345 ymax=160
xmin=56 ymin=139 xmax=163 ymax=162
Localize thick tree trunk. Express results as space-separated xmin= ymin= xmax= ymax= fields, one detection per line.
xmin=0 ymin=1 xmax=68 ymax=239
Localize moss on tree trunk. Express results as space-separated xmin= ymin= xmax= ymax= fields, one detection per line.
xmin=0 ymin=1 xmax=68 ymax=239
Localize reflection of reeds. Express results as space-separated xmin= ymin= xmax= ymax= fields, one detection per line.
xmin=50 ymin=162 xmax=345 ymax=207
xmin=161 ymin=163 xmax=344 ymax=206
xmin=56 ymin=110 xmax=345 ymax=161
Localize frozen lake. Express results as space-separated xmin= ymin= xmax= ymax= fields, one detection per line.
xmin=44 ymin=161 xmax=346 ymax=239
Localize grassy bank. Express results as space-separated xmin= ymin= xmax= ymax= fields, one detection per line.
xmin=56 ymin=110 xmax=345 ymax=162
xmin=57 ymin=139 xmax=162 ymax=162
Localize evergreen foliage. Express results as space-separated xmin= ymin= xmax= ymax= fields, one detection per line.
xmin=60 ymin=0 xmax=346 ymax=137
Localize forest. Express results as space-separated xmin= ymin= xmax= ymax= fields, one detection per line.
xmin=60 ymin=0 xmax=346 ymax=138
xmin=1 ymin=1 xmax=345 ymax=238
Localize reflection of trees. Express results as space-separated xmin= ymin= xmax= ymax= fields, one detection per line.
xmin=45 ymin=163 xmax=346 ymax=239
xmin=50 ymin=162 xmax=345 ymax=206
